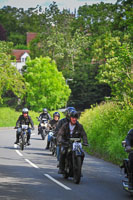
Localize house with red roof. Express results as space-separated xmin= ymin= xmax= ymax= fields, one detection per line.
xmin=12 ymin=32 xmax=37 ymax=71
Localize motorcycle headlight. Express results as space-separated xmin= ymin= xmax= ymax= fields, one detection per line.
xmin=49 ymin=131 xmax=53 ymax=136
xmin=41 ymin=123 xmax=45 ymax=127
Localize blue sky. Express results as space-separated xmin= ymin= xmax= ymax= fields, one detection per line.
xmin=0 ymin=0 xmax=117 ymax=12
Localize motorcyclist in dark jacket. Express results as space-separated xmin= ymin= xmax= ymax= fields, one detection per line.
xmin=38 ymin=108 xmax=52 ymax=134
xmin=45 ymin=112 xmax=60 ymax=149
xmin=55 ymin=107 xmax=76 ymax=163
xmin=14 ymin=108 xmax=34 ymax=145
xmin=57 ymin=110 xmax=88 ymax=174
xmin=120 ymin=129 xmax=133 ymax=180
xmin=125 ymin=129 xmax=133 ymax=147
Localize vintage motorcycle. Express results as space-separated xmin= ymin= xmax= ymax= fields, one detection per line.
xmin=121 ymin=140 xmax=133 ymax=195
xmin=15 ymin=125 xmax=29 ymax=150
xmin=49 ymin=131 xmax=57 ymax=156
xmin=37 ymin=117 xmax=49 ymax=140
xmin=61 ymin=138 xmax=85 ymax=184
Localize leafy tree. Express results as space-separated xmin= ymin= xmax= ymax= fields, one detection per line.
xmin=0 ymin=42 xmax=25 ymax=104
xmin=0 ymin=1 xmax=132 ymax=110
xmin=0 ymin=41 xmax=13 ymax=54
xmin=24 ymin=56 xmax=71 ymax=111
xmin=77 ymin=2 xmax=116 ymax=35
xmin=93 ymin=33 xmax=132 ymax=103
xmin=29 ymin=3 xmax=77 ymax=78
xmin=67 ymin=61 xmax=111 ymax=110
xmin=0 ymin=6 xmax=42 ymax=45
xmin=8 ymin=32 xmax=26 ymax=46
xmin=29 ymin=2 xmax=112 ymax=109
xmin=0 ymin=24 xmax=6 ymax=41
xmin=115 ymin=0 xmax=133 ymax=35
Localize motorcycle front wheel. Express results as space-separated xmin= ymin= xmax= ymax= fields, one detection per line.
xmin=63 ymin=171 xmax=69 ymax=179
xmin=73 ymin=156 xmax=82 ymax=184
xmin=41 ymin=130 xmax=45 ymax=140
xmin=20 ymin=134 xmax=25 ymax=151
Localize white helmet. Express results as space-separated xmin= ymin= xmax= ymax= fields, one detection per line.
xmin=22 ymin=108 xmax=28 ymax=114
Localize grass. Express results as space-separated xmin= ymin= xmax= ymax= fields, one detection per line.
xmin=0 ymin=107 xmax=64 ymax=127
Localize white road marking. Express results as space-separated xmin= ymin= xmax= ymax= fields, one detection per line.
xmin=31 ymin=133 xmax=35 ymax=136
xmin=16 ymin=150 xmax=23 ymax=156
xmin=44 ymin=174 xmax=71 ymax=190
xmin=15 ymin=147 xmax=71 ymax=191
xmin=25 ymin=159 xmax=39 ymax=169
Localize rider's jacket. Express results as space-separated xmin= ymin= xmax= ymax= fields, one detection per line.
xmin=16 ymin=115 xmax=34 ymax=128
xmin=55 ymin=117 xmax=69 ymax=136
xmin=39 ymin=113 xmax=51 ymax=121
xmin=57 ymin=121 xmax=88 ymax=144
xmin=49 ymin=119 xmax=59 ymax=131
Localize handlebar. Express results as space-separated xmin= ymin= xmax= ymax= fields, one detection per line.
xmin=69 ymin=138 xmax=81 ymax=142
xmin=82 ymin=143 xmax=89 ymax=147
xmin=14 ymin=127 xmax=18 ymax=129
xmin=14 ymin=126 xmax=34 ymax=130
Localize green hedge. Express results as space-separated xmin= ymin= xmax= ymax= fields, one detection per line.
xmin=80 ymin=102 xmax=133 ymax=164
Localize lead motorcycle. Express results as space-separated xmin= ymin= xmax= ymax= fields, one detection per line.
xmin=15 ymin=125 xmax=29 ymax=150
xmin=37 ymin=117 xmax=49 ymax=140
xmin=61 ymin=138 xmax=85 ymax=184
xmin=121 ymin=140 xmax=133 ymax=195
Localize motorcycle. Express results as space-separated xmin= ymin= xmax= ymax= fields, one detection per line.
xmin=61 ymin=138 xmax=85 ymax=184
xmin=37 ymin=117 xmax=49 ymax=140
xmin=49 ymin=130 xmax=57 ymax=156
xmin=15 ymin=125 xmax=29 ymax=150
xmin=121 ymin=140 xmax=133 ymax=195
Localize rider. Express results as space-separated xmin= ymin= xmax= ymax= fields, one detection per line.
xmin=38 ymin=108 xmax=52 ymax=134
xmin=125 ymin=129 xmax=133 ymax=150
xmin=55 ymin=107 xmax=76 ymax=164
xmin=14 ymin=108 xmax=34 ymax=145
xmin=57 ymin=110 xmax=88 ymax=174
xmin=120 ymin=129 xmax=133 ymax=181
xmin=45 ymin=112 xmax=60 ymax=149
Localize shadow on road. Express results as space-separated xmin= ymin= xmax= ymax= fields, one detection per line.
xmin=0 ymin=164 xmax=56 ymax=200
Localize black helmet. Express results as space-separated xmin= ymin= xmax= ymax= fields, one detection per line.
xmin=128 ymin=129 xmax=133 ymax=135
xmin=70 ymin=110 xmax=78 ymax=118
xmin=22 ymin=108 xmax=28 ymax=114
xmin=53 ymin=112 xmax=60 ymax=119
xmin=43 ymin=108 xmax=47 ymax=113
xmin=66 ymin=107 xmax=76 ymax=118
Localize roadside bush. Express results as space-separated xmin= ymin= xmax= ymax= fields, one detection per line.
xmin=80 ymin=102 xmax=133 ymax=164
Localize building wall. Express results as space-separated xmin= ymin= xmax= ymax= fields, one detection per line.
xmin=12 ymin=62 xmax=26 ymax=72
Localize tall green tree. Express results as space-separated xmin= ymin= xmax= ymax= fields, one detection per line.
xmin=68 ymin=62 xmax=111 ymax=110
xmin=0 ymin=6 xmax=42 ymax=45
xmin=24 ymin=56 xmax=71 ymax=111
xmin=76 ymin=2 xmax=116 ymax=35
xmin=0 ymin=24 xmax=6 ymax=40
xmin=0 ymin=41 xmax=25 ymax=104
xmin=93 ymin=33 xmax=132 ymax=103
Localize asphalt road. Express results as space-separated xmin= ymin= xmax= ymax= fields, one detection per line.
xmin=0 ymin=127 xmax=132 ymax=200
